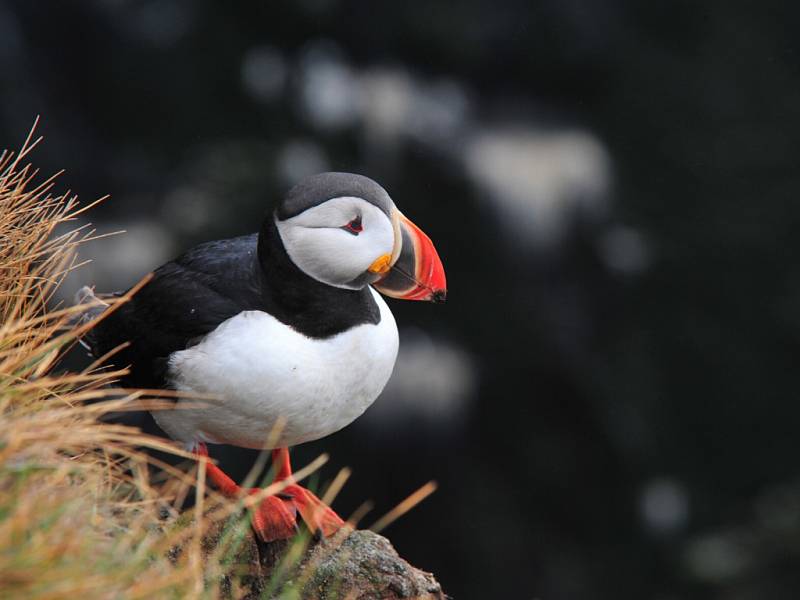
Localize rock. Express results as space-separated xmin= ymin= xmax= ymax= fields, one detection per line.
xmin=183 ymin=506 xmax=445 ymax=599
xmin=299 ymin=529 xmax=444 ymax=600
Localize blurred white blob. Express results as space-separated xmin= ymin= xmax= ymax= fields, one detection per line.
xmin=361 ymin=329 xmax=477 ymax=432
xmin=360 ymin=69 xmax=470 ymax=148
xmin=295 ymin=42 xmax=470 ymax=150
xmin=598 ymin=225 xmax=651 ymax=274
xmin=407 ymin=78 xmax=470 ymax=144
xmin=62 ymin=217 xmax=175 ymax=298
xmin=683 ymin=533 xmax=752 ymax=582
xmin=298 ymin=41 xmax=361 ymax=130
xmin=275 ymin=139 xmax=331 ymax=187
xmin=160 ymin=186 xmax=214 ymax=235
xmin=640 ymin=478 xmax=689 ymax=536
xmin=465 ymin=128 xmax=611 ymax=247
xmin=359 ymin=69 xmax=414 ymax=147
xmin=241 ymin=45 xmax=287 ymax=104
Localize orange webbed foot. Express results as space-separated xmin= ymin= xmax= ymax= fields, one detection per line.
xmin=194 ymin=444 xmax=346 ymax=542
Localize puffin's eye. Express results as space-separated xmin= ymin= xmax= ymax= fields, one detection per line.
xmin=341 ymin=215 xmax=363 ymax=235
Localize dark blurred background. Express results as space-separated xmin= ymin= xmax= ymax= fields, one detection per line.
xmin=3 ymin=1 xmax=800 ymax=598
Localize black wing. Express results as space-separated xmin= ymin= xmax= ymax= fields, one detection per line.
xmin=89 ymin=234 xmax=264 ymax=388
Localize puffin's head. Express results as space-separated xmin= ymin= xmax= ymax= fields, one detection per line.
xmin=275 ymin=172 xmax=446 ymax=302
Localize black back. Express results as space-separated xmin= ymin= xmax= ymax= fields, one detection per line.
xmin=89 ymin=216 xmax=380 ymax=389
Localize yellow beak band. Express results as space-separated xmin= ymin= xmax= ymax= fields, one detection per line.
xmin=367 ymin=253 xmax=393 ymax=275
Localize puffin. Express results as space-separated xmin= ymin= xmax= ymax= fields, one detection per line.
xmin=79 ymin=172 xmax=446 ymax=542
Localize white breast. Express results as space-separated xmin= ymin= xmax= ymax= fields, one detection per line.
xmin=154 ymin=288 xmax=399 ymax=449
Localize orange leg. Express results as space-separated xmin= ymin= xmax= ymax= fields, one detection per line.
xmin=270 ymin=447 xmax=345 ymax=539
xmin=195 ymin=443 xmax=344 ymax=542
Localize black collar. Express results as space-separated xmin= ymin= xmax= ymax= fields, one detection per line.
xmin=256 ymin=215 xmax=381 ymax=338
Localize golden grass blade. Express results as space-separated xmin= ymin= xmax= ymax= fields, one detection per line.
xmin=368 ymin=481 xmax=438 ymax=534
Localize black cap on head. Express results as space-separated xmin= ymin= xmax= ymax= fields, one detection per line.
xmin=277 ymin=172 xmax=393 ymax=220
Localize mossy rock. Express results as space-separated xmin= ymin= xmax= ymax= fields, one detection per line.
xmin=178 ymin=505 xmax=444 ymax=599
xmin=298 ymin=529 xmax=444 ymax=600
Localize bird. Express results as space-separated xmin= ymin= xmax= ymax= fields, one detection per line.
xmin=78 ymin=172 xmax=446 ymax=542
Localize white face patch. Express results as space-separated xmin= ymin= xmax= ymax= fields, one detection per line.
xmin=276 ymin=196 xmax=395 ymax=289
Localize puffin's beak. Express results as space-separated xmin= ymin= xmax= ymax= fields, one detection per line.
xmin=372 ymin=211 xmax=447 ymax=303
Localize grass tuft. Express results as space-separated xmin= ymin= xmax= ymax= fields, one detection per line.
xmin=0 ymin=126 xmax=261 ymax=599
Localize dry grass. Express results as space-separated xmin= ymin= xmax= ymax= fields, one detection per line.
xmin=0 ymin=126 xmax=269 ymax=599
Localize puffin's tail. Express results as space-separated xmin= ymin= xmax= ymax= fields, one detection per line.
xmin=73 ymin=286 xmax=111 ymax=353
